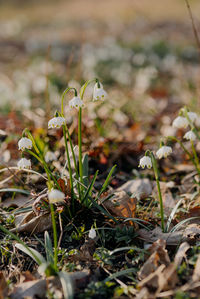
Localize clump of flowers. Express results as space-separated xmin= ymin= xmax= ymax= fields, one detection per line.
xmin=139 ymin=106 xmax=200 ymax=233
xmin=16 ymin=78 xmax=116 ymax=268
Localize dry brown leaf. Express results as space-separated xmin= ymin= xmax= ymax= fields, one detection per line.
xmin=0 ymin=272 xmax=8 ymax=299
xmin=138 ymin=224 xmax=200 ymax=245
xmin=118 ymin=179 xmax=152 ymax=200
xmin=138 ymin=239 xmax=170 ymax=280
xmin=103 ymin=190 xmax=136 ymax=219
xmin=11 ymin=211 xmax=52 ymax=234
xmin=174 ymin=242 xmax=190 ymax=267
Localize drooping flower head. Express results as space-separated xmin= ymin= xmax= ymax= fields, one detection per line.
xmin=139 ymin=156 xmax=152 ymax=169
xmin=17 ymin=158 xmax=31 ymax=169
xmin=89 ymin=228 xmax=96 ymax=239
xmin=187 ymin=112 xmax=197 ymax=123
xmin=172 ymin=116 xmax=188 ymax=129
xmin=93 ymin=82 xmax=107 ymax=101
xmin=45 ymin=151 xmax=57 ymax=163
xmin=18 ymin=137 xmax=32 ymax=151
xmin=156 ymin=146 xmax=172 ymax=159
xmin=48 ymin=116 xmax=66 ymax=129
xmin=48 ymin=189 xmax=65 ymax=204
xmin=69 ymin=96 xmax=84 ymax=109
xmin=184 ymin=130 xmax=196 ymax=141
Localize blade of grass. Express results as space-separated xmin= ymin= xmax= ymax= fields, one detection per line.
xmin=165 ymin=198 xmax=184 ymax=232
xmin=97 ymin=165 xmax=116 ymax=198
xmin=58 ymin=271 xmax=74 ymax=299
xmin=104 ymin=268 xmax=137 ymax=282
xmin=0 ymin=188 xmax=30 ymax=195
xmin=82 ymin=170 xmax=98 ymax=205
xmin=0 ymin=224 xmax=43 ymax=265
xmin=44 ymin=231 xmax=54 ymax=265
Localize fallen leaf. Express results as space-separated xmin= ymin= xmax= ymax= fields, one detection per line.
xmin=0 ymin=272 xmax=8 ymax=299
xmin=138 ymin=224 xmax=200 ymax=245
xmin=118 ymin=179 xmax=152 ymax=200
xmin=103 ymin=190 xmax=137 ymax=220
xmin=11 ymin=211 xmax=52 ymax=234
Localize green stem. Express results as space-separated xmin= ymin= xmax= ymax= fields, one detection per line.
xmin=50 ymin=203 xmax=58 ymax=271
xmin=168 ymin=136 xmax=200 ymax=174
xmin=78 ymin=78 xmax=98 ymax=194
xmin=61 ymin=87 xmax=77 ymax=115
xmin=62 ymin=125 xmax=74 ymax=213
xmin=149 ymin=151 xmax=165 ymax=232
xmin=64 ymin=124 xmax=81 ymax=198
xmin=26 ymin=149 xmax=60 ymax=190
xmin=191 ymin=140 xmax=200 ymax=173
xmin=183 ymin=108 xmax=200 ymax=140
xmin=78 ymin=107 xmax=83 ymax=191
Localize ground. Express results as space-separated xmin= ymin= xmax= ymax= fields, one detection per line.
xmin=1 ymin=0 xmax=200 ymax=298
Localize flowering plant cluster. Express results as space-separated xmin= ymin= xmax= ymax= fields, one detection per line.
xmin=16 ymin=79 xmax=110 ymax=266
xmin=138 ymin=106 xmax=200 ymax=232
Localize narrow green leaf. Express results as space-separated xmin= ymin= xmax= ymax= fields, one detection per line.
xmin=0 ymin=188 xmax=30 ymax=195
xmin=0 ymin=224 xmax=43 ymax=265
xmin=98 ymin=165 xmax=117 ymax=198
xmin=15 ymin=243 xmax=46 ymax=265
xmin=82 ymin=154 xmax=89 ymax=187
xmin=44 ymin=231 xmax=54 ymax=265
xmin=165 ymin=197 xmax=184 ymax=232
xmin=104 ymin=268 xmax=137 ymax=282
xmin=58 ymin=271 xmax=74 ymax=299
xmin=82 ymin=170 xmax=98 ymax=205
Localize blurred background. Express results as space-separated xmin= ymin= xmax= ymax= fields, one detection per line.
xmin=1 ymin=0 xmax=200 ymax=145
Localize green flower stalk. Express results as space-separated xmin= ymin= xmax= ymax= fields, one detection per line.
xmin=139 ymin=150 xmax=165 ymax=232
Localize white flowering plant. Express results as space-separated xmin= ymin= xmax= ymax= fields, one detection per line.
xmin=168 ymin=106 xmax=200 ymax=176
xmin=14 ymin=78 xmax=116 ymax=270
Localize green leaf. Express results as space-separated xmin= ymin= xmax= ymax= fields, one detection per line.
xmin=82 ymin=154 xmax=89 ymax=187
xmin=58 ymin=271 xmax=74 ymax=299
xmin=0 ymin=188 xmax=30 ymax=195
xmin=15 ymin=243 xmax=46 ymax=265
xmin=44 ymin=231 xmax=54 ymax=265
xmin=82 ymin=170 xmax=98 ymax=205
xmin=0 ymin=224 xmax=43 ymax=265
xmin=165 ymin=198 xmax=184 ymax=232
xmin=104 ymin=268 xmax=137 ymax=282
xmin=97 ymin=165 xmax=117 ymax=198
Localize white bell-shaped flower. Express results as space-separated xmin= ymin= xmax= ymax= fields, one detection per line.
xmin=17 ymin=158 xmax=31 ymax=169
xmin=139 ymin=156 xmax=152 ymax=169
xmin=187 ymin=112 xmax=197 ymax=123
xmin=172 ymin=116 xmax=188 ymax=129
xmin=93 ymin=82 xmax=107 ymax=101
xmin=156 ymin=146 xmax=172 ymax=159
xmin=18 ymin=137 xmax=32 ymax=151
xmin=48 ymin=189 xmax=65 ymax=204
xmin=45 ymin=151 xmax=57 ymax=163
xmin=48 ymin=117 xmax=66 ymax=129
xmin=184 ymin=130 xmax=196 ymax=141
xmin=69 ymin=96 xmax=84 ymax=109
xmin=89 ymin=228 xmax=96 ymax=239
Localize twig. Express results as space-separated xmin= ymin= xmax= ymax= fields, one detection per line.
xmin=185 ymin=0 xmax=200 ymax=59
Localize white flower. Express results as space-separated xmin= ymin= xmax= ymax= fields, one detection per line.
xmin=48 ymin=117 xmax=66 ymax=129
xmin=18 ymin=137 xmax=32 ymax=151
xmin=139 ymin=156 xmax=152 ymax=169
xmin=89 ymin=228 xmax=96 ymax=239
xmin=17 ymin=158 xmax=31 ymax=169
xmin=172 ymin=116 xmax=188 ymax=129
xmin=69 ymin=96 xmax=84 ymax=109
xmin=48 ymin=189 xmax=65 ymax=204
xmin=93 ymin=82 xmax=107 ymax=101
xmin=184 ymin=130 xmax=196 ymax=141
xmin=187 ymin=112 xmax=197 ymax=123
xmin=156 ymin=146 xmax=172 ymax=159
xmin=45 ymin=151 xmax=57 ymax=163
